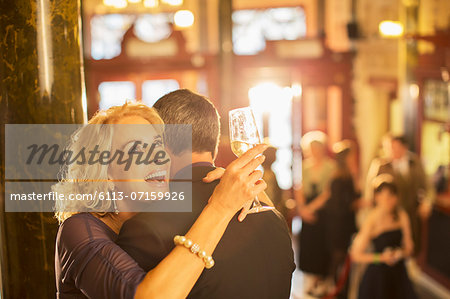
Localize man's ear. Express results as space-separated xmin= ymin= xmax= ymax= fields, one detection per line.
xmin=165 ymin=147 xmax=174 ymax=159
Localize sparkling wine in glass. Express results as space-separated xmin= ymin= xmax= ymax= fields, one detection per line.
xmin=229 ymin=107 xmax=274 ymax=214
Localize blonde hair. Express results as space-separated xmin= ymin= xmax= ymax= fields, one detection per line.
xmin=53 ymin=102 xmax=163 ymax=223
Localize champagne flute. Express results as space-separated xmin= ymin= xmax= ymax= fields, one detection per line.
xmin=229 ymin=107 xmax=274 ymax=214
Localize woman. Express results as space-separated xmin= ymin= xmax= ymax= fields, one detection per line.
xmin=295 ymin=131 xmax=335 ymax=297
xmin=53 ymin=103 xmax=268 ymax=299
xmin=325 ymin=140 xmax=360 ymax=298
xmin=351 ymin=174 xmax=417 ymax=299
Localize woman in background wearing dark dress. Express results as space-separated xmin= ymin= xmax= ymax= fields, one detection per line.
xmin=296 ymin=131 xmax=335 ymax=297
xmin=53 ymin=103 xmax=268 ymax=299
xmin=351 ymin=174 xmax=417 ymax=299
xmin=325 ymin=140 xmax=360 ymax=298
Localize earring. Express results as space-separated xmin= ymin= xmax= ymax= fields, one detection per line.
xmin=107 ymin=181 xmax=115 ymax=192
xmin=107 ymin=181 xmax=118 ymax=214
xmin=113 ymin=200 xmax=119 ymax=214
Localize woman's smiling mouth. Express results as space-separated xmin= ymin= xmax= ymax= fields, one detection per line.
xmin=144 ymin=169 xmax=168 ymax=186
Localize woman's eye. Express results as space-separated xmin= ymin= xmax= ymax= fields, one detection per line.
xmin=130 ymin=144 xmax=144 ymax=153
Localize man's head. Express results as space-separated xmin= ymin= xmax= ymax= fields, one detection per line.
xmin=153 ymin=89 xmax=221 ymax=160
xmin=391 ymin=135 xmax=408 ymax=160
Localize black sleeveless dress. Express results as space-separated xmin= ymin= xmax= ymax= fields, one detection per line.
xmin=298 ymin=183 xmax=330 ymax=276
xmin=358 ymin=229 xmax=418 ymax=299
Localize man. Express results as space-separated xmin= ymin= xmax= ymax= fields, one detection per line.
xmin=376 ymin=135 xmax=432 ymax=255
xmin=117 ymin=89 xmax=295 ymax=298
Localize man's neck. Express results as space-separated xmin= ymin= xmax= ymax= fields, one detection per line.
xmin=192 ymin=152 xmax=214 ymax=165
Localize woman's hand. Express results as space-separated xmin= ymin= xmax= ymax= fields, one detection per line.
xmin=298 ymin=205 xmax=316 ymax=224
xmin=203 ymin=167 xmax=225 ymax=183
xmin=204 ymin=166 xmax=274 ymax=222
xmin=207 ymin=144 xmax=268 ymax=219
xmin=380 ymin=248 xmax=397 ymax=266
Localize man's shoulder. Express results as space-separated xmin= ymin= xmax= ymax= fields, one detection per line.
xmin=407 ymin=152 xmax=422 ymax=166
xmin=190 ymin=209 xmax=295 ymax=298
xmin=223 ymin=209 xmax=292 ymax=249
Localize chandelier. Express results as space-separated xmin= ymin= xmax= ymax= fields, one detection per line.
xmin=103 ymin=0 xmax=183 ymax=9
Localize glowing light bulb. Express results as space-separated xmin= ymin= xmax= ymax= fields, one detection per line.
xmin=379 ymin=21 xmax=404 ymax=37
xmin=162 ymin=0 xmax=183 ymax=5
xmin=174 ymin=10 xmax=194 ymax=28
xmin=103 ymin=0 xmax=128 ymax=8
xmin=409 ymin=84 xmax=419 ymax=98
xmin=291 ymin=83 xmax=302 ymax=97
xmin=143 ymin=0 xmax=157 ymax=7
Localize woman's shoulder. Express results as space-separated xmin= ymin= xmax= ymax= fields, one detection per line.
xmin=57 ymin=213 xmax=116 ymax=251
xmin=397 ymin=208 xmax=410 ymax=225
xmin=60 ymin=213 xmax=103 ymax=230
xmin=363 ymin=209 xmax=381 ymax=228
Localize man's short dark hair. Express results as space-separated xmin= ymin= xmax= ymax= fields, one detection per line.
xmin=392 ymin=135 xmax=408 ymax=146
xmin=153 ymin=89 xmax=220 ymax=157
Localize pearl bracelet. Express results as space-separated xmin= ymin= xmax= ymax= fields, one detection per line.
xmin=173 ymin=235 xmax=215 ymax=269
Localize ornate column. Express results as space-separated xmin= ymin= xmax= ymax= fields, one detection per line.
xmin=400 ymin=0 xmax=419 ymax=151
xmin=0 ymin=0 xmax=86 ymax=297
xmin=217 ymin=0 xmax=233 ymax=133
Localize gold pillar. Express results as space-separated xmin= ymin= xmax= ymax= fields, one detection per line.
xmin=0 ymin=0 xmax=86 ymax=297
xmin=218 ymin=0 xmax=233 ymax=134
xmin=400 ymin=0 xmax=419 ymax=151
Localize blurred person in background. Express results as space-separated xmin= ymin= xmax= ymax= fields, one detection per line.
xmin=375 ymin=135 xmax=432 ymax=255
xmin=262 ymin=145 xmax=285 ymax=216
xmin=351 ymin=174 xmax=417 ymax=299
xmin=295 ymin=131 xmax=335 ymax=297
xmin=363 ymin=134 xmax=393 ymax=216
xmin=325 ymin=140 xmax=361 ymax=298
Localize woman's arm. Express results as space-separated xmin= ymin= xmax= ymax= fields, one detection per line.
xmin=134 ymin=144 xmax=268 ymax=299
xmin=398 ymin=209 xmax=414 ymax=258
xmin=294 ymin=185 xmax=306 ymax=208
xmin=350 ymin=213 xmax=377 ymax=263
xmin=306 ymin=188 xmax=331 ymax=213
xmin=295 ymin=186 xmax=316 ymax=223
xmin=202 ymin=167 xmax=274 ymax=222
xmin=351 ymin=212 xmax=397 ymax=266
xmin=135 ymin=202 xmax=232 ymax=299
xmin=350 ymin=212 xmax=395 ymax=265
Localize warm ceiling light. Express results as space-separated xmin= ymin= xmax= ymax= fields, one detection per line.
xmin=409 ymin=83 xmax=419 ymax=98
xmin=174 ymin=10 xmax=194 ymax=28
xmin=162 ymin=0 xmax=183 ymax=5
xmin=143 ymin=0 xmax=158 ymax=7
xmin=291 ymin=83 xmax=302 ymax=97
xmin=104 ymin=0 xmax=128 ymax=8
xmin=379 ymin=20 xmax=404 ymax=37
xmin=248 ymin=82 xmax=294 ymax=115
xmin=128 ymin=0 xmax=141 ymax=3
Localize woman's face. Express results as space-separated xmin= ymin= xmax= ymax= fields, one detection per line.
xmin=108 ymin=115 xmax=170 ymax=196
xmin=375 ymin=188 xmax=398 ymax=212
xmin=310 ymin=141 xmax=325 ymax=160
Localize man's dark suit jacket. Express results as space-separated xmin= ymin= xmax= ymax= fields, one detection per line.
xmin=117 ymin=163 xmax=295 ymax=299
